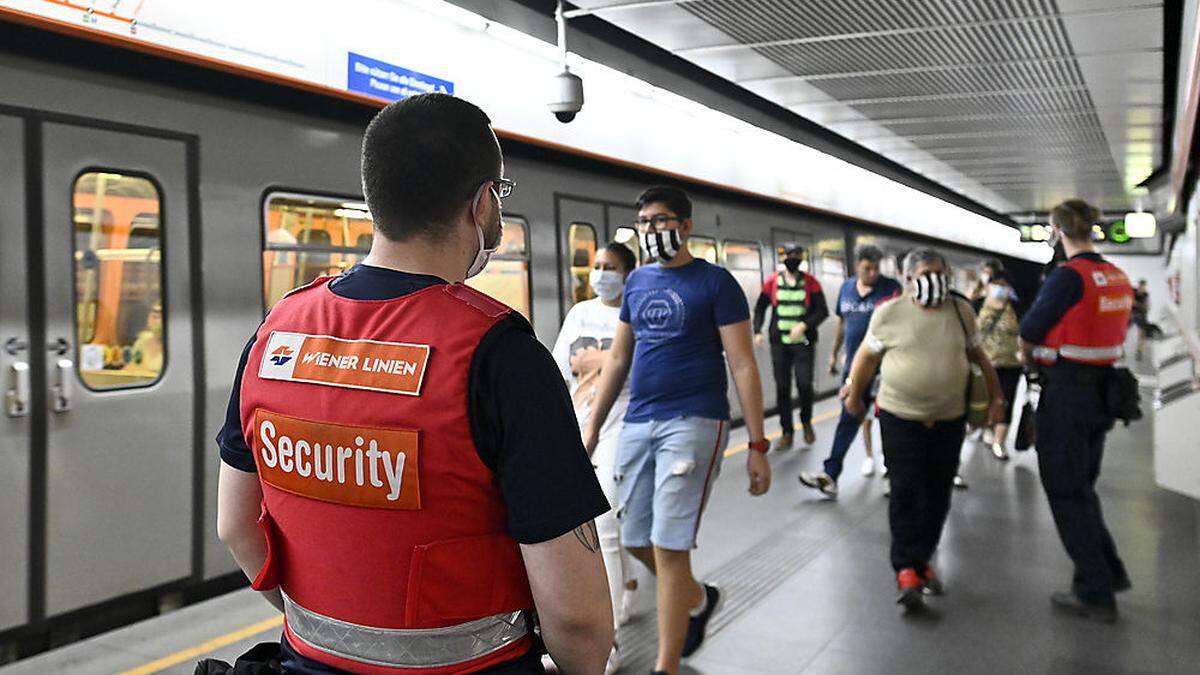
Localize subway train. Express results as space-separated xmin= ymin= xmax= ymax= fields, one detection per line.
xmin=0 ymin=19 xmax=1038 ymax=657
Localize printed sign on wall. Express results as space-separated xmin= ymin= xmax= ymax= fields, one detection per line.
xmin=346 ymin=52 xmax=453 ymax=102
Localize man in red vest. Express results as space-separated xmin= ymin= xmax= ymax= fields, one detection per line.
xmin=1019 ymin=198 xmax=1134 ymax=624
xmin=216 ymin=93 xmax=613 ymax=673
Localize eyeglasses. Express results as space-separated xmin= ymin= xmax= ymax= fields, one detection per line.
xmin=493 ymin=177 xmax=516 ymax=200
xmin=633 ymin=215 xmax=680 ymax=232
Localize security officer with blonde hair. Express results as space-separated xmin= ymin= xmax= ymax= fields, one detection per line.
xmin=1019 ymin=198 xmax=1134 ymax=623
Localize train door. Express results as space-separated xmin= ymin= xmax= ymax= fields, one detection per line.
xmin=0 ymin=114 xmax=31 ymax=631
xmin=38 ymin=124 xmax=195 ymax=616
xmin=557 ymin=196 xmax=605 ymax=320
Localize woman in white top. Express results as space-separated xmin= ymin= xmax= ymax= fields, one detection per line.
xmin=552 ymin=242 xmax=637 ymax=672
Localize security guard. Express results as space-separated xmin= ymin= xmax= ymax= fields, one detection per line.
xmin=216 ymin=94 xmax=613 ymax=674
xmin=1019 ymin=198 xmax=1133 ymax=623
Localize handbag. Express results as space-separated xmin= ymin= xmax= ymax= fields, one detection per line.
xmin=950 ymin=296 xmax=990 ymax=426
xmin=1014 ymin=398 xmax=1036 ymax=451
xmin=1105 ymin=367 xmax=1143 ymax=426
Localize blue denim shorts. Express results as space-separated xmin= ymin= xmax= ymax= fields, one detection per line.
xmin=614 ymin=416 xmax=729 ymax=551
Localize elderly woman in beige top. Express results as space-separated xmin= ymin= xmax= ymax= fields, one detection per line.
xmin=840 ymin=248 xmax=1004 ymax=610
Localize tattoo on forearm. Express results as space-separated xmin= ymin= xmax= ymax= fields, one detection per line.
xmin=573 ymin=521 xmax=600 ymax=553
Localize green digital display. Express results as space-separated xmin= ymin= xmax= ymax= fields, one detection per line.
xmin=1109 ymin=219 xmax=1130 ymax=243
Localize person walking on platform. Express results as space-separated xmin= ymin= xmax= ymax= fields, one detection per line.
xmin=552 ymin=241 xmax=640 ymax=674
xmin=976 ymin=270 xmax=1022 ymax=460
xmin=753 ymin=243 xmax=829 ymax=449
xmin=1019 ymin=199 xmax=1134 ymax=624
xmin=215 ymin=94 xmax=613 ymax=674
xmin=800 ymin=245 xmax=900 ymax=497
xmin=584 ymin=185 xmax=771 ymax=675
xmin=839 ymin=248 xmax=1004 ymax=610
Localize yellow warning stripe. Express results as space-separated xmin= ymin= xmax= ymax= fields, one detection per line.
xmin=117 ymin=614 xmax=284 ymax=675
xmin=724 ymin=407 xmax=841 ymax=458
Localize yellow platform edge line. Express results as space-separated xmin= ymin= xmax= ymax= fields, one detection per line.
xmin=118 ymin=614 xmax=284 ymax=675
xmin=723 ymin=407 xmax=841 ymax=458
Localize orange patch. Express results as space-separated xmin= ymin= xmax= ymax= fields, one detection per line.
xmin=253 ymin=409 xmax=420 ymax=510
xmin=258 ymin=331 xmax=430 ymax=396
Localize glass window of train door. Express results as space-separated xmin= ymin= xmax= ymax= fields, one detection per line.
xmin=261 ymin=192 xmax=371 ymax=312
xmin=688 ymin=235 xmax=719 ymax=264
xmin=566 ymin=222 xmax=597 ymax=309
xmin=71 ymin=171 xmax=166 ymax=390
xmin=466 ymin=216 xmax=532 ymax=321
xmin=721 ymin=240 xmax=763 ymax=306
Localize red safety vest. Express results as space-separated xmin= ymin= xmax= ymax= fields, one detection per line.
xmin=239 ymin=277 xmax=535 ymax=674
xmin=1035 ymin=258 xmax=1133 ymax=366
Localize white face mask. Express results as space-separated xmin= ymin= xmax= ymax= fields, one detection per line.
xmin=589 ymin=269 xmax=625 ymax=302
xmin=466 ymin=187 xmax=502 ymax=280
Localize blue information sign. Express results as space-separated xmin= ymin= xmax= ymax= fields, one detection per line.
xmin=346 ymin=52 xmax=454 ymax=101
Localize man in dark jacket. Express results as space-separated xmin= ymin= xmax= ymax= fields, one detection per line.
xmin=754 ymin=243 xmax=829 ymax=449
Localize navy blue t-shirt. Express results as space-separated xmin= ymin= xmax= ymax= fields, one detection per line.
xmin=619 ymin=259 xmax=750 ymax=422
xmin=835 ymin=275 xmax=903 ymax=369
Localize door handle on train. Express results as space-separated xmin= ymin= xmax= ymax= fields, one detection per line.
xmin=52 ymin=358 xmax=73 ymax=414
xmin=6 ymin=360 xmax=29 ymax=417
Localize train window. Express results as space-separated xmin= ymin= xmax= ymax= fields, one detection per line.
xmin=72 ymin=171 xmax=165 ymax=390
xmin=262 ymin=193 xmax=373 ymax=310
xmin=689 ymin=235 xmax=719 ymax=264
xmin=613 ymin=226 xmax=641 ymax=265
xmin=465 ymin=217 xmax=532 ymax=321
xmin=566 ymin=222 xmax=597 ymax=308
xmin=722 ymin=240 xmax=763 ymax=305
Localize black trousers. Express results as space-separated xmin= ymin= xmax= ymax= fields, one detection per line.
xmin=1036 ymin=377 xmax=1127 ymax=603
xmin=771 ymin=342 xmax=815 ymax=434
xmin=879 ymin=410 xmax=964 ymax=572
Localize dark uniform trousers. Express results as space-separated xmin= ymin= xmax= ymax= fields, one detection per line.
xmin=1036 ymin=374 xmax=1128 ymax=604
xmin=771 ymin=342 xmax=815 ymax=434
xmin=879 ymin=410 xmax=964 ymax=572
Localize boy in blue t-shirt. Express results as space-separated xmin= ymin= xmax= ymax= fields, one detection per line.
xmin=799 ymin=245 xmax=901 ymax=497
xmin=584 ymin=186 xmax=770 ymax=674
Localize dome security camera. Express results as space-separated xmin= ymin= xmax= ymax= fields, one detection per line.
xmin=549 ymin=69 xmax=584 ymax=123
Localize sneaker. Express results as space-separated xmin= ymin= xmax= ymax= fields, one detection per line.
xmin=799 ymin=471 xmax=838 ymax=498
xmin=802 ymin=424 xmax=816 ymax=445
xmin=896 ymin=568 xmax=925 ymax=609
xmin=883 ymin=474 xmax=891 ymax=497
xmin=605 ymin=643 xmax=620 ymax=675
xmin=617 ymin=584 xmax=637 ymax=627
xmin=774 ymin=433 xmax=794 ymax=452
xmin=981 ymin=429 xmax=995 ymax=445
xmin=681 ymin=584 xmax=721 ymax=657
xmin=921 ymin=566 xmax=944 ymax=596
xmin=1051 ymin=591 xmax=1117 ymax=623
xmin=861 ymin=457 xmax=876 ymax=476
xmin=991 ymin=442 xmax=1009 ymax=461
xmin=953 ymin=474 xmax=968 ymax=489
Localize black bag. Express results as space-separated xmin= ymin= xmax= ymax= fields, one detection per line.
xmin=1014 ymin=399 xmax=1036 ymax=451
xmin=1105 ymin=367 xmax=1143 ymax=426
xmin=194 ymin=642 xmax=283 ymax=675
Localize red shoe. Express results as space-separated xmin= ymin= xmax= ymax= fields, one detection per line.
xmin=896 ymin=568 xmax=925 ymax=609
xmin=922 ymin=566 xmax=944 ymax=596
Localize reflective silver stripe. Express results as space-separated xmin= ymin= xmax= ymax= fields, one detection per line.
xmin=1058 ymin=344 xmax=1124 ymax=361
xmin=1032 ymin=346 xmax=1058 ymax=362
xmin=283 ymin=593 xmax=529 ymax=669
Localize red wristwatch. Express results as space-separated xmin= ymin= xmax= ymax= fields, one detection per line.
xmin=748 ymin=438 xmax=769 ymax=454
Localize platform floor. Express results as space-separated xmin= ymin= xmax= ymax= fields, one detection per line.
xmin=4 ymin=393 xmax=1198 ymax=674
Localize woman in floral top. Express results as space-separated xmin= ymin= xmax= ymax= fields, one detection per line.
xmin=977 ymin=271 xmax=1022 ymax=460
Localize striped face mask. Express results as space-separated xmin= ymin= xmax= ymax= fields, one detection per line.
xmin=641 ymin=228 xmax=683 ymax=263
xmin=912 ymin=271 xmax=949 ymax=308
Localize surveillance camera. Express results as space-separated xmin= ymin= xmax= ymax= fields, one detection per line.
xmin=548 ymin=69 xmax=583 ymax=124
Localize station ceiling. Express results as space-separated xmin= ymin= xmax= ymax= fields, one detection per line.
xmin=570 ymin=0 xmax=1166 ymax=216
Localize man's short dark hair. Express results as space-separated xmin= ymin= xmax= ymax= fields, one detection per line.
xmin=856 ymin=245 xmax=883 ymax=264
xmin=605 ymin=241 xmax=637 ymax=273
xmin=1050 ymin=198 xmax=1100 ymax=241
xmin=635 ymin=185 xmax=692 ymax=219
xmin=361 ymin=94 xmax=500 ymax=242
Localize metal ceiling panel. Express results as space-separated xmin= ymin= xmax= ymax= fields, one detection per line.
xmin=574 ymin=0 xmax=1165 ymax=213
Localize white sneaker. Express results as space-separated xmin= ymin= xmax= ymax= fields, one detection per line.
xmin=605 ymin=643 xmax=621 ymax=675
xmin=953 ymin=474 xmax=968 ymax=489
xmin=799 ymin=471 xmax=838 ymax=498
xmin=617 ymin=586 xmax=636 ymax=627
xmin=861 ymin=457 xmax=876 ymax=476
xmin=882 ymin=473 xmax=890 ymax=497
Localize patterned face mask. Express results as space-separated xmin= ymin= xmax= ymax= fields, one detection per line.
xmin=911 ymin=271 xmax=949 ymax=308
xmin=641 ymin=228 xmax=682 ymax=263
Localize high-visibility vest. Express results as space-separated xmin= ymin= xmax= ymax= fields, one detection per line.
xmin=239 ymin=277 xmax=535 ymax=674
xmin=1034 ymin=257 xmax=1133 ymax=366
xmin=764 ymin=271 xmax=820 ymax=345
